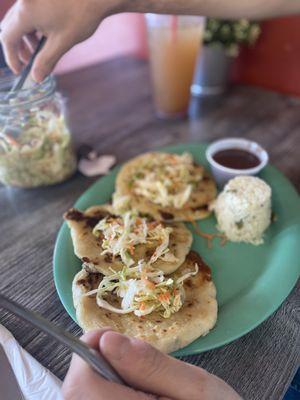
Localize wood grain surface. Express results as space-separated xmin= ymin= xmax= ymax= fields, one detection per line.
xmin=0 ymin=57 xmax=299 ymax=400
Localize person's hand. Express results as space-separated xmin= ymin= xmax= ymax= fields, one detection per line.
xmin=62 ymin=329 xmax=241 ymax=400
xmin=0 ymin=0 xmax=122 ymax=82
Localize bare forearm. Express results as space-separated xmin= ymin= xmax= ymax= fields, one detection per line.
xmin=123 ymin=0 xmax=300 ymax=19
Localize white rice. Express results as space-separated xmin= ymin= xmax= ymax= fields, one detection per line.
xmin=212 ymin=176 xmax=272 ymax=245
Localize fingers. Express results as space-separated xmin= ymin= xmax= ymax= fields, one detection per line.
xmin=1 ymin=22 xmax=73 ymax=82
xmin=100 ymin=331 xmax=240 ymax=400
xmin=70 ymin=328 xmax=113 ymax=373
xmin=100 ymin=331 xmax=206 ymax=399
xmin=64 ymin=330 xmax=240 ymax=400
xmin=1 ymin=33 xmax=23 ymax=74
xmin=82 ymin=329 xmax=110 ymax=348
xmin=31 ymin=34 xmax=73 ymax=82
xmin=0 ymin=5 xmax=32 ymax=74
xmin=1 ymin=31 xmax=72 ymax=82
xmin=62 ymin=329 xmax=152 ymax=400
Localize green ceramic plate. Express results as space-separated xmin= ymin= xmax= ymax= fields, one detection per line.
xmin=53 ymin=143 xmax=300 ymax=356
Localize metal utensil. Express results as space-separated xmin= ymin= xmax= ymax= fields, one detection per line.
xmin=0 ymin=344 xmax=25 ymax=400
xmin=0 ymin=36 xmax=46 ymax=144
xmin=6 ymin=36 xmax=47 ymax=100
xmin=0 ymin=293 xmax=125 ymax=386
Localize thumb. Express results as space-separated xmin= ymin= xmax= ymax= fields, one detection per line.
xmin=31 ymin=34 xmax=72 ymax=82
xmin=100 ymin=331 xmax=237 ymax=400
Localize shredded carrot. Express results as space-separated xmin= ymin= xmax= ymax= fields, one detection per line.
xmin=190 ymin=220 xmax=226 ymax=249
xmin=139 ymin=302 xmax=146 ymax=311
xmin=166 ymin=154 xmax=179 ymax=165
xmin=6 ymin=135 xmax=19 ymax=147
xmin=158 ymin=294 xmax=164 ymax=302
xmin=148 ymin=221 xmax=160 ymax=229
xmin=143 ymin=279 xmax=155 ymax=290
xmin=128 ymin=244 xmax=135 ymax=256
xmin=158 ymin=292 xmax=170 ymax=303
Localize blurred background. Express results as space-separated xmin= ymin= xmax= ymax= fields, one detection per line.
xmin=1 ymin=0 xmax=300 ymax=96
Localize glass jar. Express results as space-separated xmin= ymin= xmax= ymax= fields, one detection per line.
xmin=0 ymin=70 xmax=76 ymax=188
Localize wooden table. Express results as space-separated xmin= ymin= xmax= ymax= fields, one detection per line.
xmin=0 ymin=57 xmax=299 ymax=400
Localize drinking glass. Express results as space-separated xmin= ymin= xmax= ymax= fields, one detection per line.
xmin=146 ymin=14 xmax=205 ymax=119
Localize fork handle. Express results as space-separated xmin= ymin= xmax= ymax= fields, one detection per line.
xmin=0 ymin=293 xmax=125 ymax=385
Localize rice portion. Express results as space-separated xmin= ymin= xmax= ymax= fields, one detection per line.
xmin=212 ymin=176 xmax=272 ymax=245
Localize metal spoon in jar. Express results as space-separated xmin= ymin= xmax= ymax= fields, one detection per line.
xmin=6 ymin=36 xmax=47 ymax=100
xmin=0 ymin=37 xmax=46 ymax=145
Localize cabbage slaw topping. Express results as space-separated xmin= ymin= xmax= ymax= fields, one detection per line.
xmin=112 ymin=193 xmax=131 ymax=214
xmin=93 ymin=211 xmax=178 ymax=267
xmin=84 ymin=260 xmax=199 ymax=318
xmin=0 ymin=109 xmax=76 ymax=187
xmin=131 ymin=152 xmax=202 ymax=209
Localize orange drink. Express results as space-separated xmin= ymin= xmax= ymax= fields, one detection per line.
xmin=146 ymin=15 xmax=205 ymax=118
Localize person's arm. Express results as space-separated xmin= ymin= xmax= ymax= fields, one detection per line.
xmin=1 ymin=0 xmax=299 ymax=82
xmin=127 ymin=0 xmax=300 ymax=20
xmin=62 ymin=329 xmax=241 ymax=400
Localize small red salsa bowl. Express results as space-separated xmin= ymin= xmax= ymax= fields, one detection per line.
xmin=206 ymin=138 xmax=269 ymax=187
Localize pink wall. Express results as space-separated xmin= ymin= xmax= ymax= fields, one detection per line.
xmin=56 ymin=14 xmax=146 ymax=73
xmin=0 ymin=0 xmax=12 ymax=13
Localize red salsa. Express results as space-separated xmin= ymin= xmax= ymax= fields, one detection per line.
xmin=212 ymin=148 xmax=260 ymax=170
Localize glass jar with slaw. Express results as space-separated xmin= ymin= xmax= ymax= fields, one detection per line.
xmin=0 ymin=70 xmax=76 ymax=188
